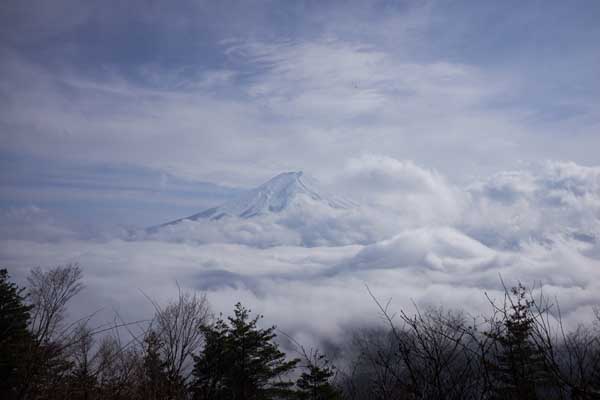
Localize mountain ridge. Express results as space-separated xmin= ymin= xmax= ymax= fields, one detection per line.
xmin=151 ymin=171 xmax=355 ymax=231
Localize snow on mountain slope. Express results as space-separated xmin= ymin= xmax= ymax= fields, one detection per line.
xmin=156 ymin=171 xmax=356 ymax=227
xmin=141 ymin=171 xmax=374 ymax=247
xmin=137 ymin=161 xmax=600 ymax=250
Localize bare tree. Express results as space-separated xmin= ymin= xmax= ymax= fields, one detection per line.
xmin=27 ymin=263 xmax=84 ymax=344
xmin=341 ymin=326 xmax=405 ymax=400
xmin=361 ymin=286 xmax=485 ymax=400
xmin=513 ymin=285 xmax=600 ymax=399
xmin=95 ymin=335 xmax=143 ymax=400
xmin=67 ymin=323 xmax=99 ymax=399
xmin=147 ymin=285 xmax=211 ymax=383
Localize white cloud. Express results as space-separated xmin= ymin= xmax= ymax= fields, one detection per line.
xmin=337 ymin=155 xmax=467 ymax=227
xmin=2 ymin=161 xmax=600 ymax=345
xmin=0 ymin=36 xmax=546 ymax=186
xmin=141 ymin=157 xmax=470 ymax=248
xmin=142 ymin=196 xmax=386 ymax=247
xmin=463 ymin=161 xmax=600 ymax=248
xmin=0 ymin=206 xmax=78 ymax=242
xmin=3 ymin=224 xmax=600 ymax=345
xmin=2 ymin=0 xmax=600 ymax=354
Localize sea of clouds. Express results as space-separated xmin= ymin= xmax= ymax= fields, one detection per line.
xmin=2 ymin=156 xmax=600 ymax=347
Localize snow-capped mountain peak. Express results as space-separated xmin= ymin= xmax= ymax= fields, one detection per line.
xmin=156 ymin=171 xmax=354 ymax=228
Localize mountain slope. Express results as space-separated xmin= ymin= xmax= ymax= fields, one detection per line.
xmin=154 ymin=171 xmax=355 ymax=229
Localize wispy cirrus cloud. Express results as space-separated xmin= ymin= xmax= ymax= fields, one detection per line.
xmin=1 ymin=0 xmax=600 ymax=348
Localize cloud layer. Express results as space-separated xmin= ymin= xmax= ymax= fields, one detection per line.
xmin=1 ymin=1 xmax=600 ymax=348
xmin=2 ymin=159 xmax=600 ymax=346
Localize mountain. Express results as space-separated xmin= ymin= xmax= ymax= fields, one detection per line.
xmin=153 ymin=171 xmax=355 ymax=229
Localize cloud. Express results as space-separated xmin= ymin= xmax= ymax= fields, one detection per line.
xmin=3 ymin=224 xmax=600 ymax=345
xmin=0 ymin=34 xmax=560 ymax=188
xmin=142 ymin=195 xmax=386 ymax=247
xmin=139 ymin=157 xmax=600 ymax=257
xmin=344 ymin=227 xmax=497 ymax=274
xmin=3 ymin=161 xmax=600 ymax=346
xmin=1 ymin=0 xmax=600 ymax=349
xmin=1 ymin=1 xmax=599 ymax=197
xmin=463 ymin=161 xmax=600 ymax=249
xmin=336 ymin=155 xmax=467 ymax=227
xmin=141 ymin=156 xmax=470 ymax=248
xmin=0 ymin=206 xmax=78 ymax=242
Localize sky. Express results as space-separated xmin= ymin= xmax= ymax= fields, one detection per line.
xmin=1 ymin=0 xmax=599 ymax=227
xmin=1 ymin=0 xmax=600 ymax=346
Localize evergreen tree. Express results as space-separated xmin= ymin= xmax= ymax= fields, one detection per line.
xmin=192 ymin=302 xmax=299 ymax=400
xmin=0 ymin=268 xmax=34 ymax=399
xmin=487 ymin=284 xmax=547 ymax=400
xmin=68 ymin=363 xmax=98 ymax=400
xmin=140 ymin=330 xmax=171 ymax=400
xmin=296 ymin=352 xmax=342 ymax=400
xmin=68 ymin=324 xmax=98 ymax=400
xmin=191 ymin=316 xmax=230 ymax=399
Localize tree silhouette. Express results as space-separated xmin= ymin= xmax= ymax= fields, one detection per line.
xmin=192 ymin=302 xmax=299 ymax=400
xmin=296 ymin=351 xmax=341 ymax=400
xmin=0 ymin=269 xmax=34 ymax=399
xmin=140 ymin=330 xmax=171 ymax=400
xmin=486 ymin=284 xmax=547 ymax=399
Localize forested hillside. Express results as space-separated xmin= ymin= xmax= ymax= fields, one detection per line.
xmin=2 ymin=265 xmax=600 ymax=399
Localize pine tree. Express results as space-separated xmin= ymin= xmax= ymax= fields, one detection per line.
xmin=487 ymin=284 xmax=547 ymax=400
xmin=296 ymin=352 xmax=342 ymax=400
xmin=0 ymin=268 xmax=34 ymax=399
xmin=68 ymin=363 xmax=98 ymax=400
xmin=67 ymin=324 xmax=98 ymax=400
xmin=192 ymin=302 xmax=299 ymax=400
xmin=140 ymin=330 xmax=171 ymax=400
xmin=191 ymin=316 xmax=230 ymax=399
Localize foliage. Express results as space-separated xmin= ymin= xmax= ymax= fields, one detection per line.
xmin=485 ymin=284 xmax=547 ymax=399
xmin=139 ymin=330 xmax=171 ymax=400
xmin=3 ymin=265 xmax=600 ymax=400
xmin=192 ymin=302 xmax=299 ymax=400
xmin=296 ymin=351 xmax=342 ymax=400
xmin=0 ymin=268 xmax=34 ymax=399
